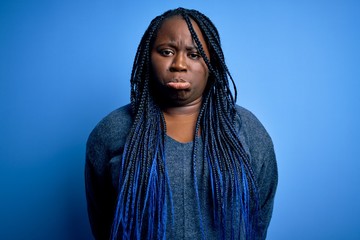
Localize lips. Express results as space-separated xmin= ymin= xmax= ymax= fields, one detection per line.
xmin=166 ymin=79 xmax=190 ymax=90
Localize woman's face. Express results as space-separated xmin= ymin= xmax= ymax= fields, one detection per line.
xmin=151 ymin=16 xmax=210 ymax=107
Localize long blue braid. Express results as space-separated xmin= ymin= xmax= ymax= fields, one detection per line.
xmin=111 ymin=8 xmax=259 ymax=240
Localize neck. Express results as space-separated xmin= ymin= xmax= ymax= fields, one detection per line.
xmin=161 ymin=98 xmax=202 ymax=143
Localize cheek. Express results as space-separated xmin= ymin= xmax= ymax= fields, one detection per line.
xmin=195 ymin=69 xmax=209 ymax=92
xmin=151 ymin=61 xmax=161 ymax=80
xmin=200 ymin=64 xmax=209 ymax=84
xmin=201 ymin=68 xmax=210 ymax=91
xmin=151 ymin=56 xmax=168 ymax=79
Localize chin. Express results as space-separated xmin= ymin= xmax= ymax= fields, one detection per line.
xmin=157 ymin=95 xmax=192 ymax=108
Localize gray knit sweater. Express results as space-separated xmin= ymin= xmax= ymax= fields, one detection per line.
xmin=85 ymin=104 xmax=277 ymax=239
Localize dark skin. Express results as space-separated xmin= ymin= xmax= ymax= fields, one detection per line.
xmin=151 ymin=16 xmax=210 ymax=143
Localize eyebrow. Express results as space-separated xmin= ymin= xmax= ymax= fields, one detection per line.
xmin=155 ymin=42 xmax=199 ymax=51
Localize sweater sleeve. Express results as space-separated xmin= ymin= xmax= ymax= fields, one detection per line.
xmin=255 ymin=144 xmax=278 ymax=240
xmin=236 ymin=106 xmax=278 ymax=240
xmin=85 ymin=105 xmax=133 ymax=240
xmin=85 ymin=125 xmax=116 ymax=240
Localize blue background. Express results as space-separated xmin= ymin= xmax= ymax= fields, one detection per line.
xmin=1 ymin=0 xmax=359 ymax=239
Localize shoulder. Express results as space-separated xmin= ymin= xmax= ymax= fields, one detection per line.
xmin=86 ymin=104 xmax=133 ymax=168
xmin=235 ymin=105 xmax=274 ymax=151
xmin=235 ymin=105 xmax=275 ymax=171
xmin=91 ymin=104 xmax=132 ymax=134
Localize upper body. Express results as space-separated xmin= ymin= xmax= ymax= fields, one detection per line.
xmin=85 ymin=104 xmax=277 ymax=239
xmin=85 ymin=7 xmax=278 ymax=240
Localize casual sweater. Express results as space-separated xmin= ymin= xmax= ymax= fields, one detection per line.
xmin=85 ymin=104 xmax=278 ymax=239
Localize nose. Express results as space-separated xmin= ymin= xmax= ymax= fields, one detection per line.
xmin=170 ymin=53 xmax=187 ymax=72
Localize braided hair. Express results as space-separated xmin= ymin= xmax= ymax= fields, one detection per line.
xmin=111 ymin=8 xmax=259 ymax=239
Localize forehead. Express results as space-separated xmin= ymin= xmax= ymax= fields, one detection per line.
xmin=155 ymin=15 xmax=206 ymax=46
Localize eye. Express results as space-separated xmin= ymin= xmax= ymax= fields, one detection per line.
xmin=160 ymin=49 xmax=174 ymax=56
xmin=188 ymin=52 xmax=201 ymax=60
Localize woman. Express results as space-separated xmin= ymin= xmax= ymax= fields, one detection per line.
xmin=85 ymin=7 xmax=277 ymax=240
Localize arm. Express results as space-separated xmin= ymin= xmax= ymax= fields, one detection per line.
xmin=256 ymin=145 xmax=278 ymax=240
xmin=85 ymin=106 xmax=133 ymax=239
xmin=85 ymin=128 xmax=116 ymax=240
xmin=235 ymin=106 xmax=278 ymax=239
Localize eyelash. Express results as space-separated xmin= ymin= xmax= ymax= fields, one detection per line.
xmin=160 ymin=49 xmax=174 ymax=56
xmin=188 ymin=52 xmax=201 ymax=60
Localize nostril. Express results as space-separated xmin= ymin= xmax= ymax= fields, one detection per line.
xmin=170 ymin=62 xmax=187 ymax=72
xmin=169 ymin=66 xmax=186 ymax=72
